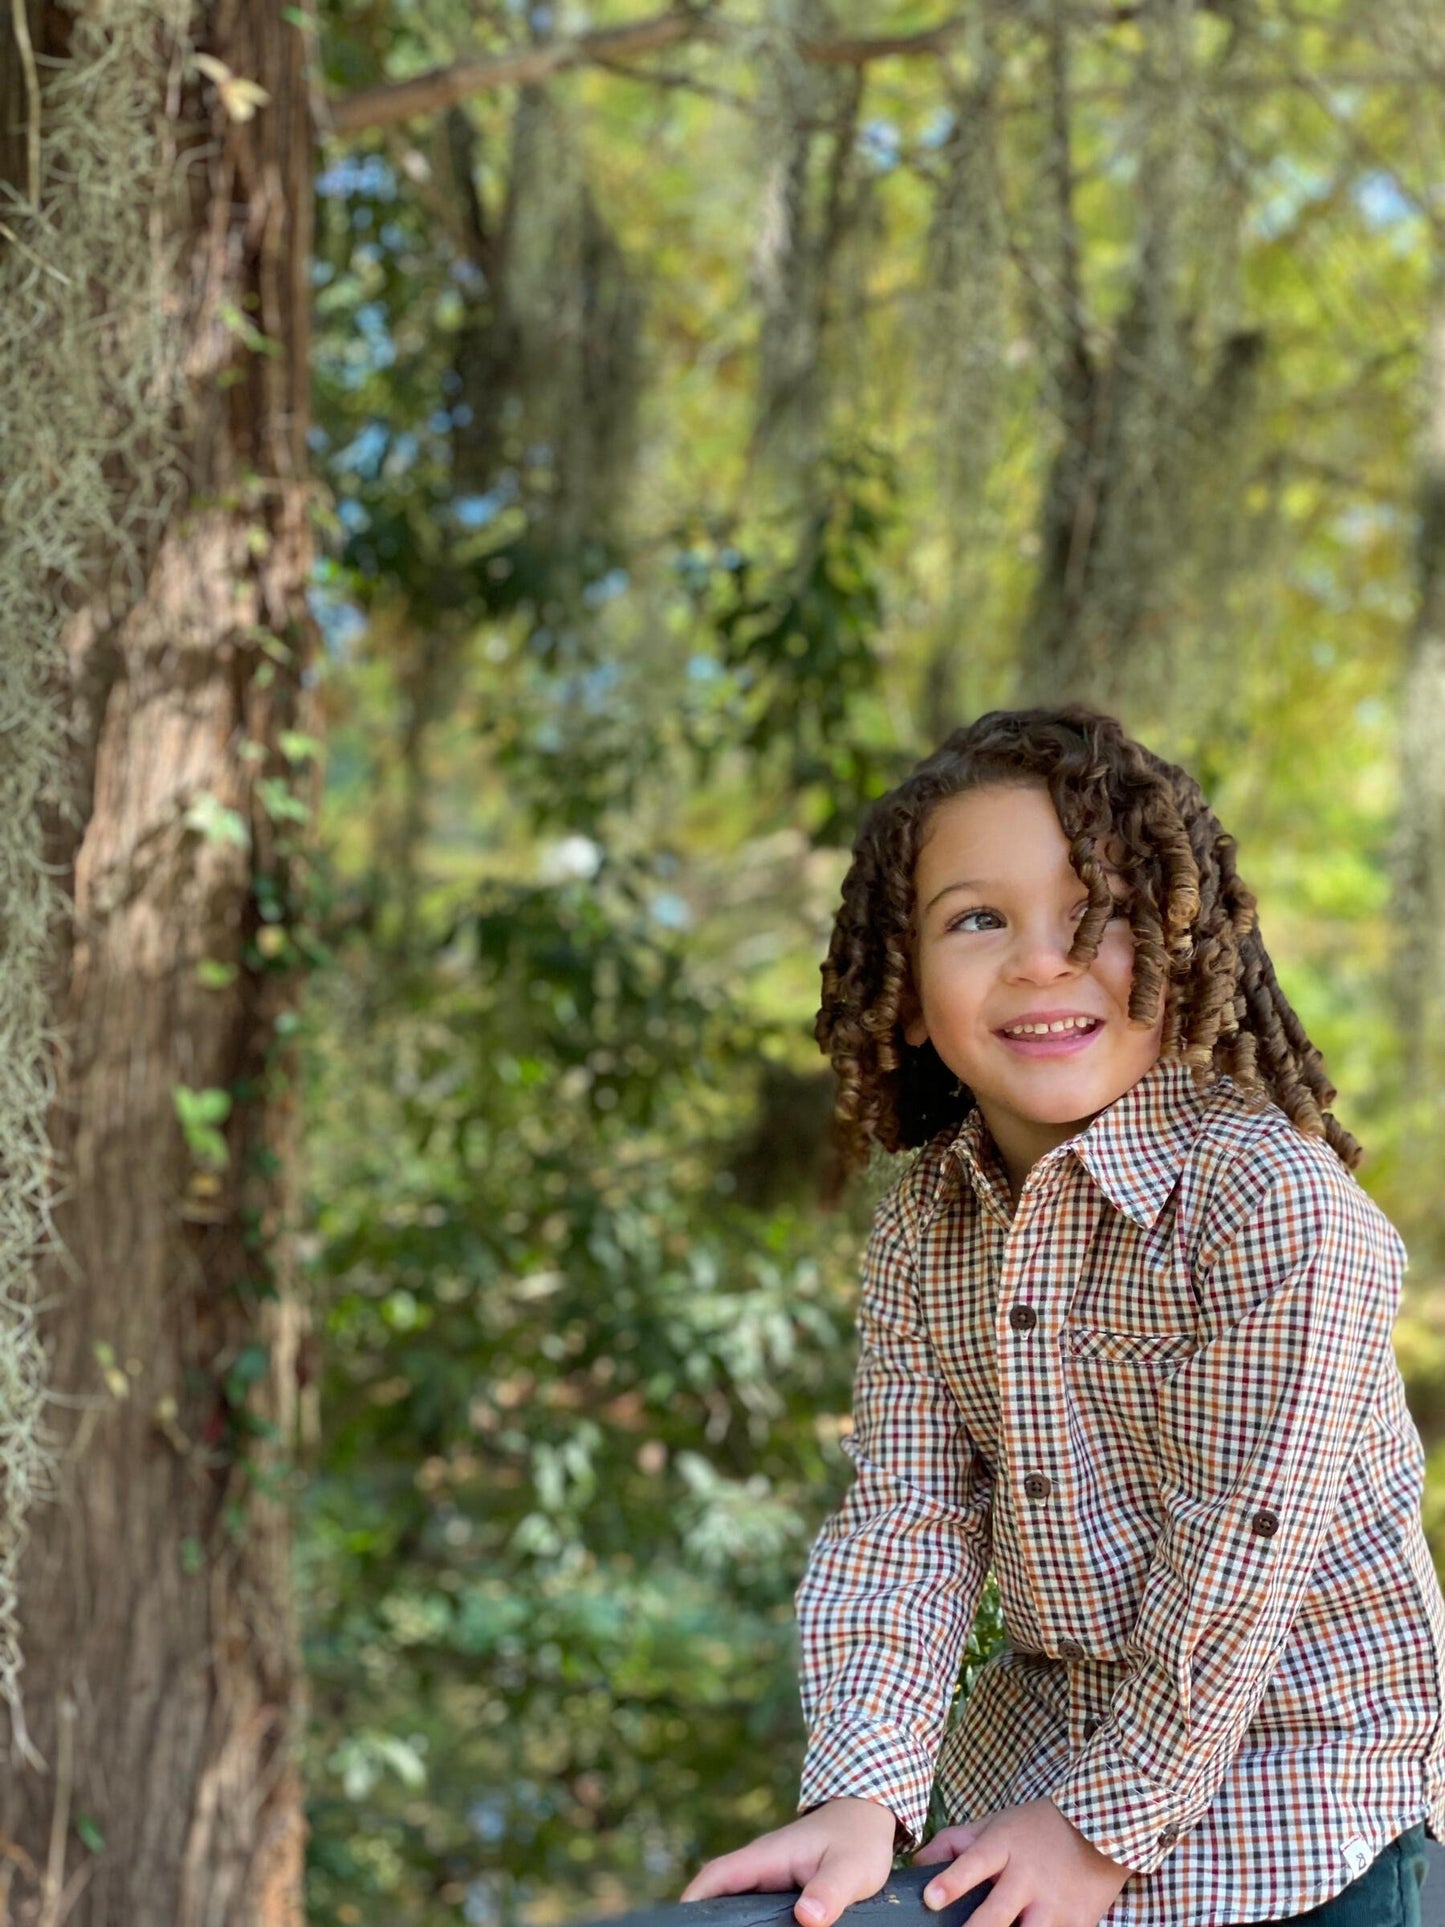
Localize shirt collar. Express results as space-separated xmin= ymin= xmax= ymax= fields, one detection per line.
xmin=932 ymin=1055 xmax=1210 ymax=1233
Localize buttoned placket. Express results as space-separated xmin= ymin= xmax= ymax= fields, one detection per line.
xmin=993 ymin=1149 xmax=1125 ymax=1762
xmin=994 ymin=1151 xmax=1071 ymax=1663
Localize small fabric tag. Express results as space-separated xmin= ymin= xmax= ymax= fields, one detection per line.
xmin=1341 ymin=1836 xmax=1371 ymax=1881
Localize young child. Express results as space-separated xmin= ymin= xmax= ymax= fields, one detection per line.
xmin=681 ymin=706 xmax=1445 ymax=1926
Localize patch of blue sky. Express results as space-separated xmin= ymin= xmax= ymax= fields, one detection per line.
xmin=1248 ymin=158 xmax=1332 ymax=242
xmin=687 ymin=654 xmax=723 ymax=682
xmin=860 ymin=118 xmax=902 ymax=173
xmin=355 ymin=299 xmax=391 ymax=341
xmin=341 ymin=301 xmax=396 ymax=376
xmin=1334 ymin=501 xmax=1401 ymax=543
xmin=336 ymin=498 xmax=369 ymax=533
xmin=1353 ymin=170 xmax=1421 ymax=235
xmin=569 ymin=660 xmax=622 ymax=711
xmin=448 ymin=256 xmax=487 ymax=296
xmin=307 ymin=581 xmax=368 ymax=659
xmin=1354 ymin=170 xmax=1410 ymax=226
xmin=466 ymin=1797 xmax=508 ymax=1845
xmin=582 ymin=567 xmax=630 ymax=608
xmin=334 ymin=420 xmax=389 ymax=477
xmin=316 ymin=153 xmax=397 ymax=201
xmin=918 ymin=106 xmax=954 ymax=151
xmin=381 ymin=434 xmax=418 ymax=481
xmin=464 ymin=1880 xmax=501 ymax=1927
xmin=1293 ymin=560 xmax=1346 ymax=608
xmin=649 ymin=891 xmax=692 ymax=931
xmin=454 ymin=474 xmax=520 ymax=529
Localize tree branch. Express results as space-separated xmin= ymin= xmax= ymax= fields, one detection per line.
xmin=331 ymin=9 xmax=715 ymax=136
xmin=330 ymin=0 xmax=1445 ymax=140
xmin=331 ymin=8 xmax=977 ymax=137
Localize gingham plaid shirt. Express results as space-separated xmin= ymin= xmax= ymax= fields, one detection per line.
xmin=796 ymin=1055 xmax=1445 ymax=1924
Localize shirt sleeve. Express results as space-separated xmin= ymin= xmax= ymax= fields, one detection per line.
xmin=795 ymin=1176 xmax=995 ymax=1850
xmin=1047 ymin=1147 xmax=1406 ymax=1874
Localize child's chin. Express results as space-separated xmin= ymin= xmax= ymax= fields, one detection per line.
xmin=1014 ymin=1071 xmax=1134 ymax=1120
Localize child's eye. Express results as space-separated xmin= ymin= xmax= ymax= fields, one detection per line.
xmin=946 ymin=907 xmax=1003 ymax=933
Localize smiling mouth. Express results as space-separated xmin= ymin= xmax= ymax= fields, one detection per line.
xmin=997 ymin=1016 xmax=1102 ymax=1039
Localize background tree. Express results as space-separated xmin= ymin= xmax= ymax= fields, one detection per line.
xmin=0 ymin=3 xmax=316 ymax=1919
xmin=295 ymin=4 xmax=1445 ymax=1923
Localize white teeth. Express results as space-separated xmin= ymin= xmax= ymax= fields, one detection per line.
xmin=1002 ymin=1016 xmax=1099 ymax=1037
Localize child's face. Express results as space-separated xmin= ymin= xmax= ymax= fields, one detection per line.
xmin=904 ymin=782 xmax=1166 ymax=1184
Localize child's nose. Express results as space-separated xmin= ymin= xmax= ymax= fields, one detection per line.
xmin=1006 ymin=920 xmax=1082 ymax=980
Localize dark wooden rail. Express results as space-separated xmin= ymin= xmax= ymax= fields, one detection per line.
xmin=584 ymin=1843 xmax=1445 ymax=1927
xmin=588 ymin=1867 xmax=989 ymax=1927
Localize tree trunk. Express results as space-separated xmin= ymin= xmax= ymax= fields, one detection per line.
xmin=1392 ymin=276 xmax=1445 ymax=1109
xmin=1014 ymin=0 xmax=1262 ymax=714
xmin=0 ymin=3 xmax=315 ymax=1922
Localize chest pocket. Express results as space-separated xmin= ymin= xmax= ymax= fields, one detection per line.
xmin=1061 ymin=1322 xmax=1194 ymax=1467
xmin=1062 ymin=1324 xmax=1195 ymax=1373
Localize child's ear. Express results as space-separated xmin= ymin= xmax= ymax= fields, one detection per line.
xmin=900 ymin=982 xmax=928 ymax=1048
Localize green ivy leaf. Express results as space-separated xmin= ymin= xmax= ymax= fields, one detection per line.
xmin=184 ymin=793 xmax=250 ymax=850
xmin=75 ymin=1814 xmax=105 ymax=1853
xmin=173 ymin=1085 xmax=232 ymax=1169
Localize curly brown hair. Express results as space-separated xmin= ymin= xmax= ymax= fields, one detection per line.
xmin=815 ymin=704 xmax=1359 ymax=1192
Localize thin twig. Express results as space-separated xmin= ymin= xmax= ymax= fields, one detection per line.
xmin=0 ymin=223 xmax=75 ymax=286
xmin=9 ymin=0 xmax=41 ymax=205
xmin=37 ymin=1696 xmax=75 ymax=1927
xmin=588 ymin=53 xmax=751 ymax=113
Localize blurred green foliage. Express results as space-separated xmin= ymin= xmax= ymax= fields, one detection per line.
xmin=298 ymin=2 xmax=1445 ymax=1921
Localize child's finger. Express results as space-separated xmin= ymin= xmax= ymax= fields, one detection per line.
xmin=921 ymin=1838 xmax=1005 ymax=1912
xmin=911 ymin=1822 xmax=985 ymax=1866
xmin=795 ymin=1847 xmax=885 ymax=1927
xmin=681 ymin=1843 xmax=788 ymax=1903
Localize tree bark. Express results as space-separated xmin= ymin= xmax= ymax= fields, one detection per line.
xmin=1392 ymin=276 xmax=1445 ymax=1103
xmin=0 ymin=4 xmax=315 ymax=1922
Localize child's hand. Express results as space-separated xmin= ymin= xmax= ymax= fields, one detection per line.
xmin=680 ymin=1795 xmax=898 ymax=1927
xmin=912 ymin=1798 xmax=1132 ymax=1927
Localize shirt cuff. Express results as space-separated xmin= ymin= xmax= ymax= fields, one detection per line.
xmin=1047 ymin=1731 xmax=1203 ymax=1874
xmin=798 ymin=1710 xmax=937 ymax=1851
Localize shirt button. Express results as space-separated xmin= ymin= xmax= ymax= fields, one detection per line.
xmin=1059 ymin=1639 xmax=1086 ymax=1660
xmin=1009 ymin=1303 xmax=1038 ymax=1332
xmin=1251 ymin=1508 xmax=1280 ymax=1539
xmin=1022 ymin=1472 xmax=1052 ymax=1502
xmin=1081 ymin=1715 xmax=1101 ymax=1740
xmin=1158 ymin=1824 xmax=1180 ymax=1849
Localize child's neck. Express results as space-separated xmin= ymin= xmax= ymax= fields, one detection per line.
xmin=978 ymin=1102 xmax=1093 ymax=1206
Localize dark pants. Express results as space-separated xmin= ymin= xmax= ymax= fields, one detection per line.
xmin=1255 ymin=1825 xmax=1428 ymax=1926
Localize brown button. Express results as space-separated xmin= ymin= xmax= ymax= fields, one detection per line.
xmin=1081 ymin=1715 xmax=1101 ymax=1740
xmin=1009 ymin=1303 xmax=1038 ymax=1332
xmin=1158 ymin=1824 xmax=1180 ymax=1849
xmin=1251 ymin=1508 xmax=1280 ymax=1539
xmin=1059 ymin=1639 xmax=1086 ymax=1661
xmin=1022 ymin=1472 xmax=1052 ymax=1502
